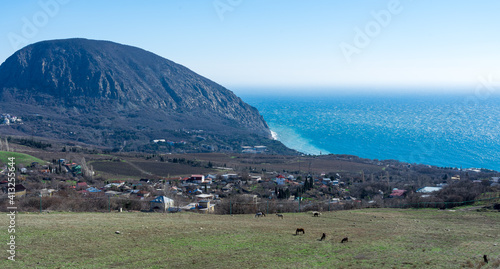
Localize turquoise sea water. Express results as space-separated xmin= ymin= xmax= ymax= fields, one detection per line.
xmin=242 ymin=94 xmax=500 ymax=171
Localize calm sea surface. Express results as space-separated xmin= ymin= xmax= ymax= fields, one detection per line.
xmin=242 ymin=94 xmax=500 ymax=171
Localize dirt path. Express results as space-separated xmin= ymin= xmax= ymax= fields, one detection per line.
xmin=123 ymin=160 xmax=154 ymax=177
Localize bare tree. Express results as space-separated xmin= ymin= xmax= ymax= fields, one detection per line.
xmin=80 ymin=157 xmax=94 ymax=179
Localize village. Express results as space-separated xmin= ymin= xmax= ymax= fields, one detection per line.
xmin=0 ymin=113 xmax=22 ymax=126
xmin=1 ymin=150 xmax=499 ymax=214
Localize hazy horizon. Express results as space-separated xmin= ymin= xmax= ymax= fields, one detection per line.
xmin=1 ymin=0 xmax=500 ymax=95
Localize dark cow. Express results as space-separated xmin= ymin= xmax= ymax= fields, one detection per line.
xmin=319 ymin=233 xmax=326 ymax=241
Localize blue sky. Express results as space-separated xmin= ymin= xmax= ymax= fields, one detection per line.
xmin=1 ymin=0 xmax=499 ymax=94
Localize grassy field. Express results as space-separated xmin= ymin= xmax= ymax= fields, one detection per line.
xmin=0 ymin=151 xmax=47 ymax=167
xmin=1 ymin=209 xmax=499 ymax=268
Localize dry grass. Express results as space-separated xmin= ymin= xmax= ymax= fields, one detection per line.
xmin=0 ymin=209 xmax=499 ymax=268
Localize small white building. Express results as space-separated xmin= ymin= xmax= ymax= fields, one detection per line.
xmin=196 ymin=194 xmax=214 ymax=201
xmin=416 ymin=187 xmax=442 ymax=193
xmin=254 ymin=146 xmax=267 ymax=153
xmin=250 ymin=175 xmax=262 ymax=182
xmin=190 ymin=175 xmax=206 ymax=184
xmin=150 ymin=196 xmax=175 ymax=212
xmin=222 ymin=174 xmax=238 ymax=180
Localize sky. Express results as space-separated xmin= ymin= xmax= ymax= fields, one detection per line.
xmin=1 ymin=0 xmax=500 ymax=95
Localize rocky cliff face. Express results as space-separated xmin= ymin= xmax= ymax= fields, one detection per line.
xmin=0 ymin=38 xmax=274 ymax=151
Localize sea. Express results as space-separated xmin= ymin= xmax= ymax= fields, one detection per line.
xmin=241 ymin=93 xmax=500 ymax=171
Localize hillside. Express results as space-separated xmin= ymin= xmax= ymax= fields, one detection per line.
xmin=0 ymin=38 xmax=289 ymax=153
xmin=0 ymin=151 xmax=46 ymax=167
xmin=0 ymin=210 xmax=498 ymax=268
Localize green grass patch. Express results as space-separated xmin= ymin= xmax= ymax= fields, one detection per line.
xmin=0 ymin=151 xmax=47 ymax=166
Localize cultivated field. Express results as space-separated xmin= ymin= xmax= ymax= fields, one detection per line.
xmin=1 ymin=209 xmax=499 ymax=268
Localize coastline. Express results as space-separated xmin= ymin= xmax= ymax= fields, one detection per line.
xmin=245 ymin=94 xmax=500 ymax=171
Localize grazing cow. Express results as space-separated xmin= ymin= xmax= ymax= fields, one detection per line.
xmin=341 ymin=237 xmax=348 ymax=243
xmin=484 ymin=255 xmax=488 ymax=264
xmin=255 ymin=212 xmax=266 ymax=218
xmin=313 ymin=212 xmax=321 ymax=217
xmin=319 ymin=233 xmax=326 ymax=241
xmin=276 ymin=213 xmax=284 ymax=219
xmin=296 ymin=228 xmax=305 ymax=235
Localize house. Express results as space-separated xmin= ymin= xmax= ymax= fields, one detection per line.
xmin=15 ymin=184 xmax=26 ymax=197
xmin=416 ymin=187 xmax=442 ymax=193
xmin=180 ymin=202 xmax=199 ymax=211
xmin=76 ymin=182 xmax=88 ymax=190
xmin=206 ymin=174 xmax=217 ymax=180
xmin=389 ymin=189 xmax=406 ymax=198
xmin=69 ymin=165 xmax=81 ymax=174
xmin=254 ymin=146 xmax=267 ymax=153
xmin=250 ymin=175 xmax=262 ymax=182
xmin=169 ymin=186 xmax=181 ymax=193
xmin=150 ymin=196 xmax=175 ymax=212
xmin=77 ymin=189 xmax=89 ymax=195
xmin=190 ymin=175 xmax=206 ymax=184
xmin=330 ymin=198 xmax=341 ymax=203
xmin=131 ymin=182 xmax=143 ymax=188
xmin=222 ymin=174 xmax=239 ymax=180
xmin=241 ymin=146 xmax=255 ymax=153
xmin=196 ymin=194 xmax=214 ymax=201
xmin=105 ymin=191 xmax=122 ymax=196
xmin=221 ymin=184 xmax=233 ymax=192
xmin=193 ymin=189 xmax=203 ymax=195
xmin=40 ymin=188 xmax=57 ymax=197
xmin=104 ymin=181 xmax=125 ymax=188
xmin=198 ymin=200 xmax=215 ymax=213
xmin=86 ymin=187 xmax=102 ymax=193
xmin=275 ymin=175 xmax=286 ymax=185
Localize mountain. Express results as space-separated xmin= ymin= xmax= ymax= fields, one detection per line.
xmin=0 ymin=38 xmax=287 ymax=152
